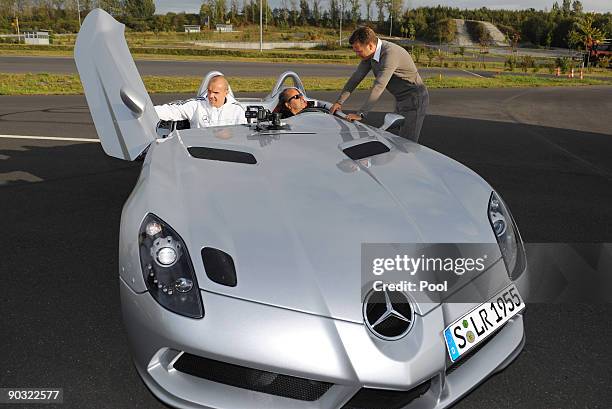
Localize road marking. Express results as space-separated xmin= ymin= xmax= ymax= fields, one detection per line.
xmin=0 ymin=134 xmax=99 ymax=143
xmin=460 ymin=69 xmax=485 ymax=78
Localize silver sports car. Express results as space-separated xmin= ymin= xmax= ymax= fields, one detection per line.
xmin=75 ymin=9 xmax=529 ymax=409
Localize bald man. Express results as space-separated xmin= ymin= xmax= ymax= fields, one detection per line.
xmin=155 ymin=75 xmax=246 ymax=128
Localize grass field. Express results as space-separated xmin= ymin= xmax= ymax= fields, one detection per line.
xmin=49 ymin=26 xmax=350 ymax=47
xmin=0 ymin=72 xmax=607 ymax=96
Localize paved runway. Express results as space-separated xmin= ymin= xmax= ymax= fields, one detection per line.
xmin=0 ymin=55 xmax=489 ymax=78
xmin=1 ymin=86 xmax=611 ymax=408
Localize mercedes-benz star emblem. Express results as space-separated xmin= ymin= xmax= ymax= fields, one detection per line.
xmin=363 ymin=288 xmax=415 ymax=340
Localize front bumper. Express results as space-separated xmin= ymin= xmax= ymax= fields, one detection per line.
xmin=120 ymin=275 xmax=526 ymax=409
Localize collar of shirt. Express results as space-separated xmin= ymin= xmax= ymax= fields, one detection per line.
xmin=372 ymin=38 xmax=382 ymax=63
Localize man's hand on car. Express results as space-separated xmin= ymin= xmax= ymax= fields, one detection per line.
xmin=345 ymin=113 xmax=363 ymax=122
xmin=330 ymin=102 xmax=342 ymax=115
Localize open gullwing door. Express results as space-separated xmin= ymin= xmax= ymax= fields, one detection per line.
xmin=75 ymin=8 xmax=158 ymax=160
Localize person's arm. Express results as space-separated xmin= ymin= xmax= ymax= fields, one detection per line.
xmin=336 ymin=59 xmax=371 ymax=105
xmin=234 ymin=105 xmax=247 ymax=125
xmin=154 ymin=99 xmax=198 ymax=121
xmin=359 ymin=50 xmax=400 ymax=115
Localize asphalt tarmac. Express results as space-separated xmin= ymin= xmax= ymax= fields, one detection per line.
xmin=1 ymin=86 xmax=612 ymax=408
xmin=0 ymin=55 xmax=488 ymax=78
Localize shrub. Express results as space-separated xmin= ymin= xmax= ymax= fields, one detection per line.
xmin=436 ymin=51 xmax=445 ymax=67
xmin=555 ymin=57 xmax=570 ymax=74
xmin=519 ymin=55 xmax=535 ymax=72
xmin=504 ymin=56 xmax=516 ymax=71
xmin=313 ymin=40 xmax=343 ymax=51
xmin=426 ymin=48 xmax=436 ymax=67
xmin=597 ymin=56 xmax=612 ymax=69
xmin=465 ymin=20 xmax=492 ymax=46
xmin=411 ymin=46 xmax=423 ymax=63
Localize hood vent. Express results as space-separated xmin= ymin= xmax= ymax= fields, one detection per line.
xmin=202 ymin=247 xmax=237 ymax=287
xmin=343 ymin=141 xmax=390 ymax=160
xmin=188 ymin=147 xmax=257 ymax=165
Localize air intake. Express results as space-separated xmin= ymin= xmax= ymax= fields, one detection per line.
xmin=341 ymin=379 xmax=431 ymax=409
xmin=188 ymin=147 xmax=257 ymax=164
xmin=173 ymin=353 xmax=333 ymax=401
xmin=343 ymin=141 xmax=390 ymax=160
xmin=201 ymin=247 xmax=237 ymax=287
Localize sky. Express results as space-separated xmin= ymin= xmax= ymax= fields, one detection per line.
xmin=154 ymin=0 xmax=611 ymax=14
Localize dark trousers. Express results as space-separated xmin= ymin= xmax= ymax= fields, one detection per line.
xmin=396 ymin=91 xmax=429 ymax=143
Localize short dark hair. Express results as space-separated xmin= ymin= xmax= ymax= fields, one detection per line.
xmin=278 ymin=88 xmax=297 ymax=105
xmin=348 ymin=26 xmax=377 ymax=45
xmin=276 ymin=88 xmax=298 ymax=118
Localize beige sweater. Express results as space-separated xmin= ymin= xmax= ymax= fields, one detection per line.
xmin=337 ymin=40 xmax=427 ymax=114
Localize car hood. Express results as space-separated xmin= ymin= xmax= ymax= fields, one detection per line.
xmin=141 ymin=114 xmax=498 ymax=322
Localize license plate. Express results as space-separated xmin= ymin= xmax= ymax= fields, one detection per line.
xmin=443 ymin=284 xmax=525 ymax=362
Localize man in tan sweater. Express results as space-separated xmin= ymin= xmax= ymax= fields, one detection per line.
xmin=330 ymin=27 xmax=429 ymax=142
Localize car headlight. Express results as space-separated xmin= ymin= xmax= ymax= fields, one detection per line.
xmin=139 ymin=214 xmax=204 ymax=318
xmin=488 ymin=192 xmax=526 ymax=280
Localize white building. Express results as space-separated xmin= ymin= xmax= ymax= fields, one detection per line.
xmin=24 ymin=31 xmax=50 ymax=45
xmin=184 ymin=25 xmax=201 ymax=33
xmin=216 ymin=24 xmax=233 ymax=33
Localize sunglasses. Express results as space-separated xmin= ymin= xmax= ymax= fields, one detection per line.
xmin=287 ymin=93 xmax=304 ymax=102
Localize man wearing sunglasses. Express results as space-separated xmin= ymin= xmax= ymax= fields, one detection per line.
xmin=330 ymin=26 xmax=429 ymax=143
xmin=276 ymin=88 xmax=311 ymax=118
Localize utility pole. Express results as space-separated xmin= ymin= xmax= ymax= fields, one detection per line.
xmin=15 ymin=16 xmax=20 ymax=43
xmin=76 ymin=0 xmax=82 ymax=28
xmin=339 ymin=0 xmax=343 ymax=45
xmin=389 ymin=13 xmax=393 ymax=37
xmin=259 ymin=0 xmax=263 ymax=52
xmin=12 ymin=4 xmax=20 ymax=43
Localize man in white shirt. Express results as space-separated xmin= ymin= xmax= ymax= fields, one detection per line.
xmin=155 ymin=75 xmax=247 ymax=128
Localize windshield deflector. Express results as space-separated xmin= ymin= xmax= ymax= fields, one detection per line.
xmin=75 ymin=9 xmax=158 ymax=161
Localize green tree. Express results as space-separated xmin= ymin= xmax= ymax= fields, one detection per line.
xmin=214 ymin=0 xmax=227 ymax=23
xmin=434 ymin=18 xmax=455 ymax=43
xmin=350 ymin=0 xmax=360 ymax=24
xmin=407 ymin=21 xmax=415 ymax=39
xmin=311 ymin=0 xmax=321 ymax=22
xmin=571 ymin=0 xmax=583 ymax=15
xmin=375 ymin=0 xmax=385 ymax=25
xmin=569 ymin=13 xmax=605 ymax=66
xmin=124 ymin=0 xmax=155 ymax=19
xmin=99 ymin=0 xmax=122 ymax=16
xmin=364 ymin=0 xmax=373 ymax=22
xmin=562 ymin=0 xmax=571 ymax=16
xmin=199 ymin=2 xmax=212 ymax=27
xmin=299 ymin=0 xmax=310 ymax=24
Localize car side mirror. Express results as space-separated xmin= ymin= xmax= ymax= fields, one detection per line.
xmin=120 ymin=86 xmax=145 ymax=117
xmin=380 ymin=113 xmax=404 ymax=131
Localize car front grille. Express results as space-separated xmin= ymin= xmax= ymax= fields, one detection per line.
xmin=341 ymin=379 xmax=431 ymax=409
xmin=173 ymin=353 xmax=333 ymax=401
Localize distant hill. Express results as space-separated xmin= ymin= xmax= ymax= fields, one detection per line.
xmin=453 ymin=19 xmax=509 ymax=47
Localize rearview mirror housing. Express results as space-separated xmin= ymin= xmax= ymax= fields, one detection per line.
xmin=120 ymin=86 xmax=145 ymax=117
xmin=381 ymin=113 xmax=404 ymax=131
